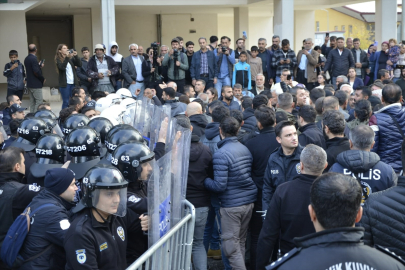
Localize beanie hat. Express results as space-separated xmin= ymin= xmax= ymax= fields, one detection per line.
xmin=44 ymin=168 xmax=75 ymax=195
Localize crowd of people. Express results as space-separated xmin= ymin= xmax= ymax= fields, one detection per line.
xmin=1 ymin=32 xmax=405 ymax=270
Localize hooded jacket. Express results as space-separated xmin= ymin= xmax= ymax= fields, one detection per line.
xmin=202 ymin=122 xmax=221 ymax=155
xmin=262 ymin=145 xmax=303 ymax=211
xmin=189 ymin=114 xmax=208 ymax=138
xmin=186 ymin=135 xmax=213 ymax=208
xmin=329 ymin=150 xmax=396 ymax=204
xmin=107 ymin=41 xmax=124 ymax=81
xmin=360 ymin=176 xmax=405 ymax=258
xmin=204 ymin=137 xmax=257 ymax=208
xmin=242 ymin=108 xmax=257 ymax=133
xmin=298 ymin=122 xmax=326 ymax=149
xmin=164 ymin=99 xmax=187 ymax=117
xmin=325 ymin=137 xmax=351 ymax=171
xmin=370 ymin=103 xmax=405 ymax=173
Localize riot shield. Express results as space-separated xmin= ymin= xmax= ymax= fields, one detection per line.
xmin=0 ymin=123 xmax=7 ymax=140
xmin=51 ymin=124 xmax=64 ymax=138
xmin=148 ymin=151 xmax=172 ymax=247
xmin=170 ymin=126 xmax=192 ymax=227
xmin=148 ymin=105 xmax=172 ymax=152
xmin=121 ymin=99 xmax=137 ymax=125
xmin=133 ymin=97 xmax=153 ymax=137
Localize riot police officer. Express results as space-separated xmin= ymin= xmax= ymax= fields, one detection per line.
xmin=61 ymin=113 xmax=89 ymax=137
xmin=26 ymin=134 xmax=65 ymax=187
xmin=65 ymin=126 xmax=101 ymax=180
xmin=10 ymin=117 xmax=48 ymax=178
xmin=88 ymin=116 xmax=114 ymax=158
xmin=64 ymin=165 xmax=143 ymax=270
xmin=111 ymin=142 xmax=154 ymax=264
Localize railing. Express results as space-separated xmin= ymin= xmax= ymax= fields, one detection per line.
xmin=127 ymin=200 xmax=195 ymax=270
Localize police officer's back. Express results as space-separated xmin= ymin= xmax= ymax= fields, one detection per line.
xmin=267 ymin=173 xmax=405 ymax=270
xmin=0 ymin=147 xmax=41 ymax=269
xmin=19 ymin=168 xmax=77 ymax=270
xmin=64 ymin=165 xmax=142 ymax=270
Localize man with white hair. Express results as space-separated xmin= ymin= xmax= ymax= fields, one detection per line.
xmin=295 ymin=38 xmax=319 ymax=90
xmin=166 ymin=81 xmax=182 ymax=98
xmin=336 ymin=75 xmax=349 ymax=89
xmin=122 ymin=43 xmax=145 ymax=97
xmin=251 ymin=74 xmax=268 ymax=96
xmin=340 ymin=84 xmax=353 ymax=96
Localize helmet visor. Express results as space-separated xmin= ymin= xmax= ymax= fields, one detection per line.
xmin=92 ymin=187 xmax=127 ymax=217
xmin=52 ymin=124 xmax=64 ymax=138
xmin=137 ymin=159 xmax=154 ymax=181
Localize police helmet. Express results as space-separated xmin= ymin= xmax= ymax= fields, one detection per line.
xmin=10 ymin=117 xmax=47 ymax=151
xmin=105 ymin=93 xmax=122 ymax=105
xmin=111 ymin=142 xmax=155 ymax=182
xmin=30 ymin=134 xmax=66 ymax=178
xmin=61 ymin=113 xmax=89 ymax=136
xmin=116 ymin=88 xmax=132 ymax=99
xmin=73 ymin=164 xmax=128 ymax=217
xmin=34 ymin=109 xmax=57 ymax=120
xmin=100 ymin=105 xmax=126 ymax=124
xmin=105 ymin=125 xmax=144 ymax=154
xmin=95 ymin=97 xmax=112 ymax=113
xmin=88 ymin=117 xmax=113 ymax=145
xmin=65 ymin=126 xmax=100 ymax=157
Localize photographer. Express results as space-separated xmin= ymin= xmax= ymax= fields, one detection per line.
xmin=142 ymin=45 xmax=163 ymax=100
xmin=55 ymin=44 xmax=82 ymax=109
xmin=214 ymin=36 xmax=235 ymax=96
xmin=162 ymin=38 xmax=189 ymax=94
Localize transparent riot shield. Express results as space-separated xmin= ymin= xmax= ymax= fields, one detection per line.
xmin=170 ymin=126 xmax=192 ymax=227
xmin=148 ymin=151 xmax=172 ymax=247
xmin=149 ymin=105 xmax=172 ymax=152
xmin=133 ymin=99 xmax=144 ymax=132
xmin=122 ymin=100 xmax=137 ymax=126
xmin=133 ymin=97 xmax=154 ymax=139
xmin=51 ymin=124 xmax=64 ymax=138
xmin=0 ymin=123 xmax=7 ymax=140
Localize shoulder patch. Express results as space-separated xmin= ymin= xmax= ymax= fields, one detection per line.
xmin=128 ymin=195 xmax=141 ymax=203
xmin=28 ymin=184 xmax=41 ymax=192
xmin=375 ymin=245 xmax=405 ymax=265
xmin=60 ymin=219 xmax=71 ymax=230
xmin=266 ymin=247 xmax=301 ymax=270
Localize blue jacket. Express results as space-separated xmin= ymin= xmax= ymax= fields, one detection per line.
xmin=242 ymin=108 xmax=257 ymax=132
xmin=221 ymin=100 xmax=241 ymax=111
xmin=329 ymin=150 xmax=396 ymax=204
xmin=262 ymin=145 xmax=303 ymax=211
xmin=232 ymin=61 xmax=252 ymax=90
xmin=352 ymin=77 xmax=364 ymax=90
xmin=3 ymin=61 xmax=25 ymax=91
xmin=202 ymin=122 xmax=221 ymax=155
xmin=19 ymin=189 xmax=75 ymax=270
xmin=2 ymin=107 xmax=11 ymax=126
xmin=190 ymin=49 xmax=218 ymax=81
xmin=370 ymin=103 xmax=405 ymax=173
xmin=204 ymin=137 xmax=257 ymax=207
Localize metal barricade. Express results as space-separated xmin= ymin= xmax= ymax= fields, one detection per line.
xmin=127 ymin=200 xmax=196 ymax=270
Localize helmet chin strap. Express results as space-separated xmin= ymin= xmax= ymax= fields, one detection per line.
xmin=93 ymin=207 xmax=111 ymax=223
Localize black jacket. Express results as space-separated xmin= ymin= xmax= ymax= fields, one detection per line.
xmin=267 ymin=227 xmax=405 ymax=269
xmin=359 ymin=176 xmax=405 ymax=258
xmin=323 ymin=48 xmax=355 ymax=78
xmin=242 ymin=108 xmax=257 ymax=133
xmin=19 ymin=189 xmax=75 ymax=270
xmin=189 ymin=114 xmax=208 ymax=138
xmin=325 ymin=137 xmax=350 ymax=171
xmin=24 ymin=53 xmax=44 ymax=88
xmin=87 ymin=55 xmax=119 ymax=88
xmin=3 ymin=61 xmax=25 ymax=91
xmin=257 ymin=174 xmax=317 ymax=270
xmin=298 ymin=123 xmax=326 ymax=149
xmin=64 ymin=208 xmax=141 ymax=270
xmin=76 ymin=58 xmax=91 ymax=87
xmin=329 ymin=150 xmax=396 ymax=204
xmin=142 ymin=58 xmax=162 ymax=85
xmin=56 ymin=55 xmax=82 ymax=88
xmin=186 ymin=135 xmax=213 ymax=208
xmin=350 ymin=48 xmax=369 ymax=78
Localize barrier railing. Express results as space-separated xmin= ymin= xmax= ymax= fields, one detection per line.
xmin=127 ymin=200 xmax=195 ymax=270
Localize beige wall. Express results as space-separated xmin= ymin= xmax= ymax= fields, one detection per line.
xmin=248 ymin=16 xmax=273 ymax=49
xmin=91 ymin=7 xmax=102 ymax=47
xmin=73 ymin=14 xmax=92 ymax=54
xmin=0 ymin=11 xmax=28 ymax=85
xmin=115 ymin=12 xmax=157 ymax=56
xmin=295 ymin=10 xmax=315 ymax=52
xmin=218 ymin=15 xmax=234 ymax=48
xmin=161 ymin=14 xmax=218 ymax=49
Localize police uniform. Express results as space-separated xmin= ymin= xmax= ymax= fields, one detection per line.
xmin=266 ymin=227 xmax=405 ymax=270
xmin=64 ymin=207 xmax=141 ymax=270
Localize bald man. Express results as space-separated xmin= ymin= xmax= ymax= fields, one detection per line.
xmin=24 ymin=44 xmax=46 ymax=113
xmin=186 ymin=102 xmax=208 ymax=137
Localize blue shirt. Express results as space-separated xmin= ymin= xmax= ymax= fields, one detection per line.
xmin=214 ymin=50 xmax=235 ymax=79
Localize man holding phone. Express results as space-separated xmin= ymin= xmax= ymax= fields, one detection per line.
xmin=24 ymin=44 xmax=45 ymax=113
xmin=271 ymin=39 xmax=297 ymax=83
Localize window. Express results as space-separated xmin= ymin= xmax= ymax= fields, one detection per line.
xmin=349 ymin=25 xmax=353 ymax=33
xmin=334 ymin=26 xmax=338 ymax=31
xmin=341 ymin=25 xmax=346 ymax=31
xmin=316 ymin=21 xmax=320 ymax=32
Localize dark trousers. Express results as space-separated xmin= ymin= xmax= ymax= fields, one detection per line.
xmin=199 ymin=76 xmax=214 ymax=91
xmin=7 ymin=89 xmax=23 ymax=100
xmin=297 ymin=69 xmax=316 ymax=91
xmin=146 ymin=80 xmax=164 ymax=103
xmin=263 ymin=72 xmax=271 ymax=89
xmin=169 ymin=78 xmax=185 ymax=94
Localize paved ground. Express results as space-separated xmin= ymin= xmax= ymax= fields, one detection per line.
xmin=21 ymin=94 xmax=62 ymax=116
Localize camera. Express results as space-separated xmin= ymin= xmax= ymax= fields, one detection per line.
xmin=69 ymin=49 xmax=75 ymax=54
xmin=173 ymin=49 xmax=179 ymax=56
xmin=222 ymin=46 xmax=227 ymax=53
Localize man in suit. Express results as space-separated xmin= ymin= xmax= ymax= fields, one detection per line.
xmin=24 ymin=44 xmax=45 ymax=113
xmin=295 ymin=38 xmax=319 ymax=91
xmin=122 ymin=43 xmax=145 ymax=97
xmin=351 ymin=38 xmax=369 ymax=79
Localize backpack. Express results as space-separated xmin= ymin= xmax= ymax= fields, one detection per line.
xmin=1 ymin=203 xmax=54 ymax=268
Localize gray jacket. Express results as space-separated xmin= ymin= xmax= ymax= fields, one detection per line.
xmin=162 ymin=52 xmax=188 ymax=80
xmin=122 ymin=55 xmax=144 ymax=88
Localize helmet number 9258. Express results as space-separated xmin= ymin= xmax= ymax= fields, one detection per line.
xmin=67 ymin=145 xmax=87 ymax=152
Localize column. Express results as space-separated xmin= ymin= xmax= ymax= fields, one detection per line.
xmin=101 ymin=0 xmax=116 ymax=48
xmin=273 ymin=0 xmax=294 ymax=46
xmin=234 ymin=7 xmax=249 ymax=48
xmin=294 ymin=10 xmax=315 ymax=52
xmin=402 ymin=0 xmax=405 ymax=42
xmin=375 ymin=0 xmax=397 ymax=49
xmin=91 ymin=6 xmax=102 ymax=46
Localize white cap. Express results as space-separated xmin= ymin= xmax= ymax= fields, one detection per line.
xmin=95 ymin=97 xmax=112 ymax=113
